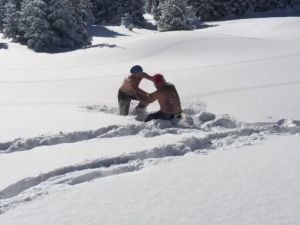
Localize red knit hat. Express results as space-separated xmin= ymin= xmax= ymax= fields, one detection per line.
xmin=153 ymin=74 xmax=165 ymax=85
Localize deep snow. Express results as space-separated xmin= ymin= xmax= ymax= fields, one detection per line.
xmin=0 ymin=14 xmax=300 ymax=225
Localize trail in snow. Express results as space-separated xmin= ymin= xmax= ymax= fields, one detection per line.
xmin=0 ymin=126 xmax=265 ymax=214
xmin=0 ymin=105 xmax=299 ymax=214
xmin=1 ymin=104 xmax=299 ymax=153
xmin=0 ymin=102 xmax=299 ymax=214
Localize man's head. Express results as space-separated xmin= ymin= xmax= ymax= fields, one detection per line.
xmin=153 ymin=74 xmax=165 ymax=88
xmin=130 ymin=65 xmax=143 ymax=74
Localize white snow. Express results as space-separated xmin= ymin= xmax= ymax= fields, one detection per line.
xmin=0 ymin=14 xmax=300 ymax=225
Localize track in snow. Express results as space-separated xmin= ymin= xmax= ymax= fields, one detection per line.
xmin=0 ymin=104 xmax=299 ymax=214
xmin=1 ymin=104 xmax=299 ymax=154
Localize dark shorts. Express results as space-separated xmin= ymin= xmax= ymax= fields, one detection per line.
xmin=118 ymin=90 xmax=136 ymax=116
xmin=145 ymin=111 xmax=182 ymax=122
xmin=118 ymin=90 xmax=145 ymax=116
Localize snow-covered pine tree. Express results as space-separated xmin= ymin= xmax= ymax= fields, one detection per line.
xmin=19 ymin=0 xmax=57 ymax=51
xmin=275 ymin=0 xmax=290 ymax=7
xmin=91 ymin=0 xmax=122 ymax=24
xmin=250 ymin=0 xmax=274 ymax=11
xmin=2 ymin=0 xmax=22 ymax=41
xmin=90 ymin=0 xmax=145 ymax=25
xmin=145 ymin=0 xmax=153 ymax=13
xmin=186 ymin=5 xmax=200 ymax=27
xmin=123 ymin=0 xmax=145 ymax=25
xmin=71 ymin=0 xmax=94 ymax=25
xmin=189 ymin=0 xmax=252 ymax=21
xmin=188 ymin=0 xmax=201 ymax=17
xmin=158 ymin=0 xmax=191 ymax=31
xmin=90 ymin=0 xmax=107 ymax=23
xmin=223 ymin=0 xmax=252 ymax=17
xmin=0 ymin=0 xmax=8 ymax=31
xmin=191 ymin=0 xmax=222 ymax=21
xmin=48 ymin=0 xmax=91 ymax=49
xmin=290 ymin=0 xmax=300 ymax=8
xmin=249 ymin=0 xmax=290 ymax=11
xmin=151 ymin=0 xmax=163 ymax=21
xmin=70 ymin=0 xmax=93 ymax=47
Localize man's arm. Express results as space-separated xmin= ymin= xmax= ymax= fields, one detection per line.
xmin=141 ymin=72 xmax=154 ymax=82
xmin=141 ymin=91 xmax=159 ymax=106
xmin=134 ymin=88 xmax=149 ymax=102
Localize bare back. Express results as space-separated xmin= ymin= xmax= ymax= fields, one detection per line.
xmin=156 ymin=83 xmax=182 ymax=114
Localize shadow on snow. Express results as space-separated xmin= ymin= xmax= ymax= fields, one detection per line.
xmin=87 ymin=25 xmax=128 ymax=38
xmin=39 ymin=25 xmax=126 ymax=54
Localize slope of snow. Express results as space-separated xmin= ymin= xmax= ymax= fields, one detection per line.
xmin=1 ymin=135 xmax=299 ymax=225
xmin=1 ymin=14 xmax=300 ymax=225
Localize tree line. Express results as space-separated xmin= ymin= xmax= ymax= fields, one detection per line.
xmin=0 ymin=0 xmax=299 ymax=51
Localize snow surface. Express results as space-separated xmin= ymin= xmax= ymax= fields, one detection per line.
xmin=0 ymin=14 xmax=300 ymax=225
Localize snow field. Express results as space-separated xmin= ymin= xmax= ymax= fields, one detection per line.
xmin=1 ymin=14 xmax=300 ymax=225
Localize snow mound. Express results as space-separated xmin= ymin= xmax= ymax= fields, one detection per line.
xmin=1 ymin=107 xmax=299 ymax=154
xmin=205 ymin=115 xmax=238 ymax=129
xmin=198 ymin=111 xmax=216 ymax=123
xmin=80 ymin=104 xmax=119 ymax=114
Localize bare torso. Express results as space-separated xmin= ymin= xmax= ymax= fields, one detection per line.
xmin=156 ymin=83 xmax=182 ymax=114
xmin=119 ymin=74 xmax=143 ymax=95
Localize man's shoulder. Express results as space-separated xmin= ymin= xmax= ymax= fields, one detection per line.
xmin=165 ymin=82 xmax=174 ymax=86
xmin=162 ymin=82 xmax=175 ymax=89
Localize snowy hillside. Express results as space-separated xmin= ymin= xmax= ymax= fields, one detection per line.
xmin=0 ymin=15 xmax=300 ymax=225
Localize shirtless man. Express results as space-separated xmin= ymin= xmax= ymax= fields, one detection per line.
xmin=118 ymin=65 xmax=153 ymax=115
xmin=141 ymin=74 xmax=182 ymax=122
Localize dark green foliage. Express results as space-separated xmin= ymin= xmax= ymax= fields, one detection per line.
xmin=19 ymin=0 xmax=55 ymax=50
xmin=188 ymin=0 xmax=300 ymax=21
xmin=0 ymin=0 xmax=8 ymax=31
xmin=158 ymin=0 xmax=193 ymax=31
xmin=2 ymin=0 xmax=92 ymax=51
xmin=123 ymin=0 xmax=145 ymax=25
xmin=91 ymin=0 xmax=144 ymax=25
xmin=2 ymin=0 xmax=22 ymax=41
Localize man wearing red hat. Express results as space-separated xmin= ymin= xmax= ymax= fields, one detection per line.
xmin=140 ymin=74 xmax=182 ymax=122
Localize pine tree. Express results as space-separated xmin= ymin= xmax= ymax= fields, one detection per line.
xmin=186 ymin=5 xmax=200 ymax=27
xmin=48 ymin=0 xmax=91 ymax=49
xmin=2 ymin=0 xmax=21 ymax=41
xmin=145 ymin=0 xmax=153 ymax=13
xmin=189 ymin=0 xmax=251 ymax=21
xmin=70 ymin=0 xmax=93 ymax=46
xmin=90 ymin=0 xmax=108 ymax=23
xmin=276 ymin=0 xmax=289 ymax=7
xmin=19 ymin=0 xmax=56 ymax=51
xmin=72 ymin=0 xmax=94 ymax=25
xmin=223 ymin=0 xmax=252 ymax=17
xmin=250 ymin=0 xmax=276 ymax=11
xmin=91 ymin=0 xmax=122 ymax=24
xmin=0 ymin=0 xmax=8 ymax=31
xmin=123 ymin=0 xmax=145 ymax=25
xmin=158 ymin=0 xmax=191 ymax=31
xmin=190 ymin=0 xmax=214 ymax=21
xmin=290 ymin=0 xmax=300 ymax=8
xmin=151 ymin=0 xmax=163 ymax=21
